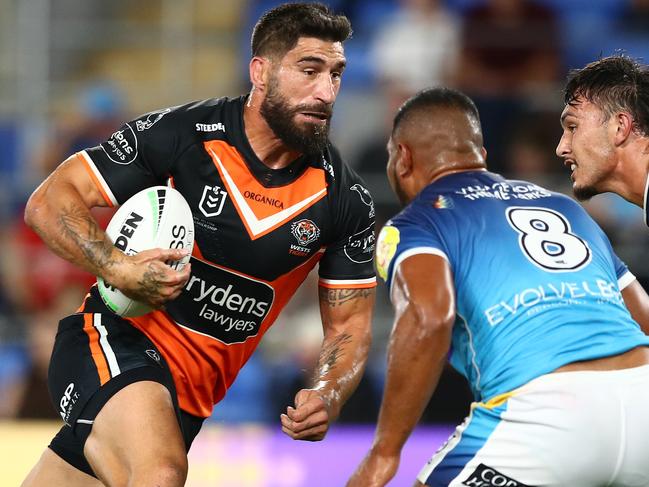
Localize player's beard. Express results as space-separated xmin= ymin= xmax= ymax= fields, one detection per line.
xmin=572 ymin=185 xmax=598 ymax=201
xmin=260 ymin=76 xmax=332 ymax=158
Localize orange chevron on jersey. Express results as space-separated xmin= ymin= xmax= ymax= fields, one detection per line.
xmin=205 ymin=140 xmax=328 ymax=240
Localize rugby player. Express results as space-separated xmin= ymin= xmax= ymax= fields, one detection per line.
xmin=557 ymin=55 xmax=649 ymax=217
xmin=21 ymin=4 xmax=376 ymax=487
xmin=347 ymin=88 xmax=649 ymax=487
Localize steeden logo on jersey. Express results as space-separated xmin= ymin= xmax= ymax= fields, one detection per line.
xmin=196 ymin=122 xmax=226 ymax=132
xmin=289 ymin=219 xmax=320 ymax=257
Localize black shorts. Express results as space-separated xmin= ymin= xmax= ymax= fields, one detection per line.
xmin=47 ymin=311 xmax=204 ymax=477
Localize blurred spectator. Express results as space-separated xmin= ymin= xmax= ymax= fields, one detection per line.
xmin=457 ymin=0 xmax=561 ymax=173
xmin=10 ymin=307 xmax=62 ymax=419
xmin=0 ymin=83 xmax=122 ymax=419
xmin=504 ymin=113 xmax=563 ymax=185
xmin=29 ymin=83 xmax=124 ymax=186
xmin=371 ymin=0 xmax=461 ymax=101
xmin=618 ymin=0 xmax=649 ymax=35
xmin=458 ymin=0 xmax=560 ymax=96
xmin=2 ymin=83 xmax=122 ymax=314
xmin=357 ymin=0 xmax=461 ymax=229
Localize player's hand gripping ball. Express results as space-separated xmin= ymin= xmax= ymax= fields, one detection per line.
xmin=98 ymin=186 xmax=194 ymax=316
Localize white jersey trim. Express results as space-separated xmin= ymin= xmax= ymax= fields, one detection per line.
xmin=319 ymin=277 xmax=377 ymax=286
xmin=417 ymin=410 xmax=474 ymax=483
xmin=458 ymin=312 xmax=481 ymax=395
xmin=80 ymin=150 xmax=119 ymax=206
xmin=618 ymin=270 xmax=636 ymax=291
xmin=389 ymin=247 xmax=449 ymax=302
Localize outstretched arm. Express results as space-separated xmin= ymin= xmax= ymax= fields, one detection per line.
xmin=24 ymin=154 xmax=190 ymax=308
xmin=347 ymin=253 xmax=455 ymax=487
xmin=281 ymin=286 xmax=374 ymax=441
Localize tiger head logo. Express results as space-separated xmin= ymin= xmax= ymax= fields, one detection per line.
xmin=291 ymin=219 xmax=321 ymax=246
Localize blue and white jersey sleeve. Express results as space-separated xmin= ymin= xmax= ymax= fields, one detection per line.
xmin=376 ymin=204 xmax=449 ymax=300
xmin=610 ymin=245 xmax=635 ymax=290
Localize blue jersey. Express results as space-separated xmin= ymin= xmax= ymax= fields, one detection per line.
xmin=376 ymin=171 xmax=649 ymax=401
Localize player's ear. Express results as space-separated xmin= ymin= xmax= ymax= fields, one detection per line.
xmin=481 ymin=146 xmax=487 ymax=161
xmin=395 ymin=142 xmax=413 ymax=177
xmin=249 ymin=56 xmax=270 ymax=93
xmin=614 ymin=112 xmax=634 ymax=146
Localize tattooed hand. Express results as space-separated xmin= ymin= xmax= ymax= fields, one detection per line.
xmin=105 ymin=248 xmax=192 ymax=309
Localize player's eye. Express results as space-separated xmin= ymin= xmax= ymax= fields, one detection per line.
xmin=303 ymin=69 xmax=317 ymax=76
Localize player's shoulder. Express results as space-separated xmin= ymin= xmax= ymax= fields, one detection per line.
xmin=320 ymin=142 xmax=368 ymax=191
xmin=131 ymin=95 xmax=244 ymax=136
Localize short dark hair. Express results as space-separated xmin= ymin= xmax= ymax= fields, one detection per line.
xmin=393 ymin=87 xmax=481 ymax=134
xmin=251 ymin=3 xmax=352 ymax=59
xmin=564 ymin=55 xmax=649 ymax=135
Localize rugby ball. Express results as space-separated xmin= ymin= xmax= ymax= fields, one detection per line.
xmin=97 ymin=186 xmax=195 ymax=317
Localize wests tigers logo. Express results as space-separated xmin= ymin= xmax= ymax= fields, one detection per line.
xmin=291 ymin=219 xmax=320 ymax=246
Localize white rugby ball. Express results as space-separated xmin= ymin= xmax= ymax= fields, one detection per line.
xmin=97 ymin=186 xmax=195 ymax=317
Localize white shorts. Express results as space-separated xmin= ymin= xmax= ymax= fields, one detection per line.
xmin=418 ymin=364 xmax=649 ymax=487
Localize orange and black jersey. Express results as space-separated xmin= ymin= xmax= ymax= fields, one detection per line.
xmin=76 ymin=95 xmax=377 ymax=418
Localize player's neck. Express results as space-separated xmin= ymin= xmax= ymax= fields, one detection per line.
xmin=243 ymin=98 xmax=302 ymax=170
xmin=428 ymin=162 xmax=487 ymax=184
xmin=608 ymin=144 xmax=649 ymax=207
xmin=617 ymin=164 xmax=648 ymax=208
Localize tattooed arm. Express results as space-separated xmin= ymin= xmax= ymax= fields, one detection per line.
xmin=280 ymin=285 xmax=375 ymax=441
xmin=23 ymin=155 xmax=190 ymax=308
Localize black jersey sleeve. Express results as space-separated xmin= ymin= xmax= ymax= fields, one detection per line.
xmin=318 ymin=152 xmax=377 ymax=287
xmin=81 ymin=105 xmax=191 ymax=205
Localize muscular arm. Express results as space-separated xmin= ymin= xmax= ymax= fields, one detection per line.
xmin=281 ymin=285 xmax=374 ymax=441
xmin=622 ymin=279 xmax=649 ymax=335
xmin=24 ymin=155 xmax=190 ymax=307
xmin=347 ymin=254 xmax=455 ymax=487
xmin=24 ymin=155 xmax=117 ymax=275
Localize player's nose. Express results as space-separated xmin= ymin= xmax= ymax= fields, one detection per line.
xmin=313 ymin=75 xmax=336 ymax=104
xmin=556 ymin=134 xmax=570 ymax=158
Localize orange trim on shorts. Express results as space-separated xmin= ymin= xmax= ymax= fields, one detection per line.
xmin=83 ymin=313 xmax=111 ymax=385
xmin=78 ymin=153 xmax=115 ymax=208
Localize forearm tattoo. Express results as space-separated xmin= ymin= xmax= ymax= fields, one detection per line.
xmin=57 ymin=203 xmax=116 ymax=272
xmin=315 ymin=333 xmax=353 ymax=378
xmin=318 ymin=288 xmax=373 ymax=307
